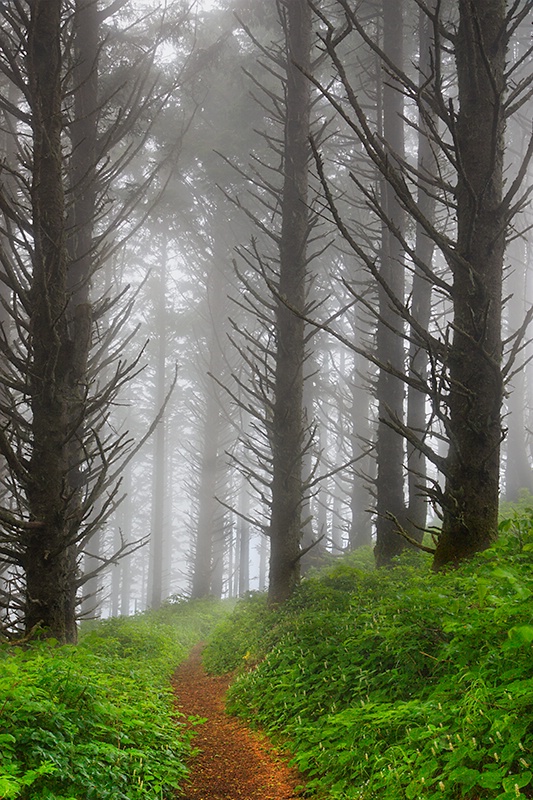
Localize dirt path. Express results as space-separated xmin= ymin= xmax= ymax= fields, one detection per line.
xmin=172 ymin=644 xmax=304 ymax=800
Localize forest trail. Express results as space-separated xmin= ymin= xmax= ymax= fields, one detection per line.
xmin=172 ymin=644 xmax=304 ymax=800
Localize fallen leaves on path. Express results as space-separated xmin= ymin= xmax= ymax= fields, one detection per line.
xmin=172 ymin=643 xmax=304 ymax=800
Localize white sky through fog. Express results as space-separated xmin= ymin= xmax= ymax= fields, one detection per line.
xmin=131 ymin=0 xmax=218 ymax=9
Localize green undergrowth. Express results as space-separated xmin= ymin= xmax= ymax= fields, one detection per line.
xmin=205 ymin=515 xmax=533 ymax=800
xmin=0 ymin=596 xmax=230 ymax=800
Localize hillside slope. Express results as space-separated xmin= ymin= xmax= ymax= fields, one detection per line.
xmin=204 ymin=518 xmax=533 ymax=799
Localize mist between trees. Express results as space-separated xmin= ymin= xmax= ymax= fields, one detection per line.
xmin=0 ymin=0 xmax=531 ymax=642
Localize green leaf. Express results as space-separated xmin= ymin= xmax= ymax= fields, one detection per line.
xmin=448 ymin=766 xmax=482 ymax=790
xmin=477 ymin=769 xmax=505 ymax=790
xmin=503 ymin=771 xmax=532 ymax=791
xmin=477 ymin=580 xmax=490 ymax=605
xmin=505 ymin=625 xmax=533 ymax=649
xmin=0 ymin=775 xmax=21 ymax=799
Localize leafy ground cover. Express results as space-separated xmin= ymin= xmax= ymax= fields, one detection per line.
xmin=204 ymin=514 xmax=533 ymax=799
xmin=0 ymin=597 xmax=230 ymax=800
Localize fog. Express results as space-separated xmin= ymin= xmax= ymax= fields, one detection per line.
xmin=0 ymin=0 xmax=531 ymax=636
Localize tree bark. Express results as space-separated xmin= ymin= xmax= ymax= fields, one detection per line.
xmin=406 ymin=4 xmax=437 ymax=538
xmin=504 ymin=225 xmax=533 ymax=500
xmin=119 ymin=462 xmax=133 ymax=615
xmin=69 ymin=0 xmax=100 ymax=615
xmin=190 ymin=389 xmax=219 ymax=599
xmin=149 ymin=251 xmax=168 ymax=610
xmin=190 ymin=258 xmax=227 ymax=599
xmin=237 ymin=478 xmax=250 ymax=595
xmin=268 ymin=0 xmax=311 ymax=604
xmin=24 ymin=0 xmax=78 ymax=642
xmin=374 ymin=0 xmax=407 ymax=567
xmin=434 ymin=0 xmax=506 ymax=568
xmin=348 ymin=355 xmax=374 ymax=549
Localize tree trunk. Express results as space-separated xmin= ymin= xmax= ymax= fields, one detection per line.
xmin=268 ymin=0 xmax=311 ymax=604
xmin=374 ymin=0 xmax=407 ymax=567
xmin=210 ymin=520 xmax=226 ymax=599
xmin=69 ymin=0 xmax=101 ymax=616
xmin=238 ymin=478 xmax=250 ymax=595
xmin=504 ymin=227 xmax=533 ymax=501
xmin=149 ymin=252 xmax=168 ymax=610
xmin=348 ymin=356 xmax=374 ymax=549
xmin=190 ymin=259 xmax=227 ymax=599
xmin=434 ymin=0 xmax=506 ymax=568
xmin=300 ymin=353 xmax=326 ymax=571
xmin=406 ymin=4 xmax=437 ymax=538
xmin=258 ymin=533 xmax=268 ymax=591
xmin=119 ymin=462 xmax=133 ymax=615
xmin=190 ymin=397 xmax=219 ymax=598
xmin=111 ymin=521 xmax=121 ymax=617
xmin=24 ymin=0 xmax=78 ymax=643
xmin=0 ymin=84 xmax=18 ymax=608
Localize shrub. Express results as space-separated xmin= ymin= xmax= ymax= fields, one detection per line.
xmin=0 ymin=597 xmax=229 ymax=800
xmin=202 ymin=591 xmax=274 ymax=673
xmin=207 ymin=518 xmax=533 ymax=799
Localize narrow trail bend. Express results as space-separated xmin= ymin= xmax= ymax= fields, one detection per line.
xmin=172 ymin=644 xmax=304 ymax=800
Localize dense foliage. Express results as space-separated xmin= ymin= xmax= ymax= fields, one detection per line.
xmin=0 ymin=598 xmax=229 ymax=800
xmin=204 ymin=514 xmax=533 ymax=799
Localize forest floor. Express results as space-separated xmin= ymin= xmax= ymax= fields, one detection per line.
xmin=172 ymin=643 xmax=305 ymax=800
